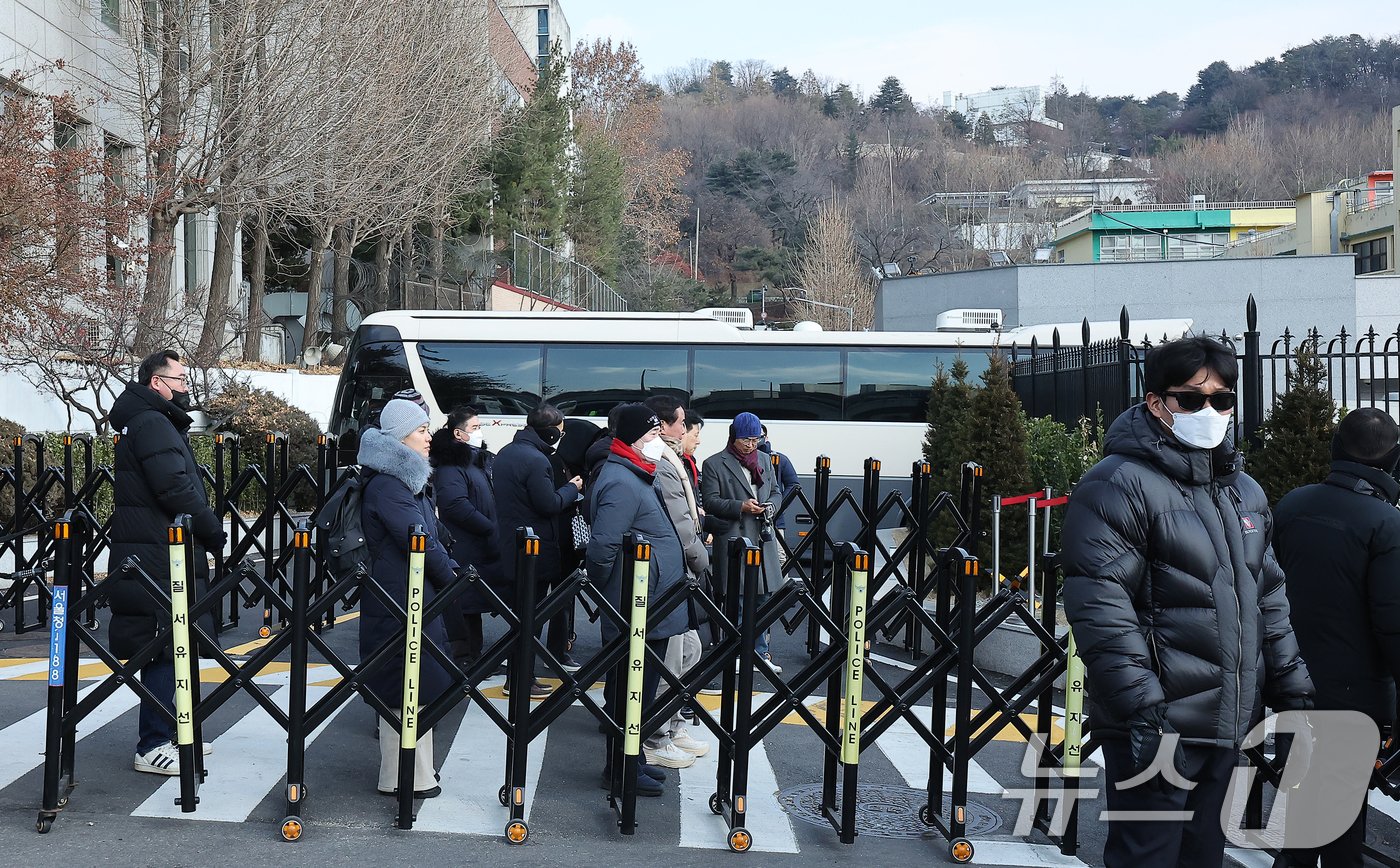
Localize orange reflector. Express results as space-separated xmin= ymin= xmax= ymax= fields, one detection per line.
xmin=525 ymin=539 xmax=540 ymax=556
xmin=54 ymin=522 xmax=69 ymax=540
xmin=294 ymin=531 xmax=310 ymax=548
xmin=63 ymin=435 xmax=72 ymax=446
xmin=921 ymin=462 xmax=931 ymax=475
xmin=735 ymin=796 xmax=745 ymax=813
xmin=514 ymin=787 xmax=523 ymax=806
xmin=636 ymin=543 xmax=651 ymax=559
xmin=797 ymin=531 xmax=808 ymax=538
xmin=215 ymin=433 xmax=224 ymax=444
xmin=266 ymin=433 xmax=276 ymax=443
xmin=288 ymin=784 xmax=299 ymax=802
xmin=318 ymin=434 xmax=327 ymax=445
xmin=168 ymin=526 xmax=185 ymax=544
xmin=974 ymin=466 xmax=984 ymax=476
xmin=956 ymin=806 xmax=965 ymax=823
xmin=853 ymin=553 xmax=869 ymax=571
xmin=819 ymin=456 xmax=830 ymax=469
xmin=410 ymin=535 xmax=426 ymax=552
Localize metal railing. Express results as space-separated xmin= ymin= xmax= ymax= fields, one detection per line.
xmin=511 ymin=233 xmax=629 ymax=312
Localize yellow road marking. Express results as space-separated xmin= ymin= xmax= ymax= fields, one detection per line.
xmin=222 ymin=611 xmax=361 ymax=655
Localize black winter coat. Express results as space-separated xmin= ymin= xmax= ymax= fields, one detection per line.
xmin=1060 ymin=404 xmax=1312 ymax=746
xmin=586 ymin=452 xmax=689 ymax=642
xmin=357 ymin=428 xmax=457 ymax=712
xmin=493 ymin=428 xmax=578 ymax=590
xmin=1274 ymin=461 xmax=1400 ymax=725
xmin=428 ymin=429 xmax=501 ymax=614
xmin=107 ymin=382 xmax=223 ymax=659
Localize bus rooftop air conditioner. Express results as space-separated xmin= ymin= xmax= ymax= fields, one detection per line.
xmin=697 ymin=307 xmax=754 ymax=329
xmin=934 ymin=309 xmax=1002 ymax=333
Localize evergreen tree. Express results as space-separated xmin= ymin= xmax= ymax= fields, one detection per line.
xmin=770 ymin=67 xmax=798 ymax=96
xmin=923 ymin=358 xmax=975 ymax=546
xmin=869 ymin=76 xmax=914 ymax=115
xmin=968 ymin=353 xmax=1033 ymax=581
xmin=1246 ymin=344 xmax=1337 ymax=504
xmin=462 ymin=51 xmax=571 ymax=244
xmin=565 ymin=133 xmax=626 ymax=279
xmin=973 ymin=111 xmax=996 ymax=146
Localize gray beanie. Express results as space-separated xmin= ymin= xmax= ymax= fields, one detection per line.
xmin=378 ymin=398 xmax=429 ymax=441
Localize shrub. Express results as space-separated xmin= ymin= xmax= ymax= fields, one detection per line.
xmin=1247 ymin=344 xmax=1336 ymax=504
xmin=205 ymin=382 xmax=323 ymax=509
xmin=968 ymin=353 xmax=1032 ymax=579
xmin=922 ymin=357 xmax=975 ymax=546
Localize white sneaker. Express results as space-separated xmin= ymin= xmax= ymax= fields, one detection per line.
xmin=761 ymin=654 xmax=783 ymax=675
xmin=643 ymin=740 xmax=697 ymax=769
xmin=669 ymin=726 xmax=711 ymax=757
xmin=134 ymin=742 xmax=181 ymax=776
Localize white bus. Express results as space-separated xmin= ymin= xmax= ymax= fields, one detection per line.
xmin=327 ymin=309 xmax=1189 ymax=486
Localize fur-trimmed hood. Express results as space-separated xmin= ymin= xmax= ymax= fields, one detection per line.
xmin=357 ymin=426 xmax=431 ymax=494
xmin=428 ymin=427 xmax=491 ymax=470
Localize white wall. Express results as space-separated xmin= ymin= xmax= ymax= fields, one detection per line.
xmin=0 ymin=362 xmax=340 ymax=433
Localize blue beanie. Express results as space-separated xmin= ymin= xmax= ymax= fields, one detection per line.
xmin=378 ymin=398 xmax=429 ymax=441
xmin=733 ymin=412 xmax=762 ymax=439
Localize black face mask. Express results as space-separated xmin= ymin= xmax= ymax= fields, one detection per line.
xmin=169 ymin=390 xmax=193 ymax=412
xmin=535 ymin=425 xmax=561 ymax=446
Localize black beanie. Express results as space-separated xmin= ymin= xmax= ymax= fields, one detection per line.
xmin=614 ymin=403 xmax=660 ymax=446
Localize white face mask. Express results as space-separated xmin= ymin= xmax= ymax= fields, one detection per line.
xmin=1167 ymin=406 xmax=1232 ymax=450
xmin=467 ymin=431 xmax=484 ymax=448
xmin=640 ymin=438 xmax=666 ymax=461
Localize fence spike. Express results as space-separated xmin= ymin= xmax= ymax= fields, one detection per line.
xmin=1052 ymin=327 xmax=1061 ymax=351
xmin=1246 ymin=294 xmax=1257 ymax=331
xmin=1119 ymin=306 xmax=1130 ymax=341
xmin=1081 ymin=317 xmax=1091 ymax=346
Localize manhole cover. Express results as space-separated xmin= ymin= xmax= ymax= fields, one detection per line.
xmin=775 ymin=782 xmax=1001 ymax=839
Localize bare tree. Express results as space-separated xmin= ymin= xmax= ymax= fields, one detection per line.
xmin=795 ymin=197 xmax=872 ymax=329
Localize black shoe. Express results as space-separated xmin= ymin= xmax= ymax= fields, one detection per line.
xmin=379 ymin=785 xmax=442 ymax=799
xmin=699 ymin=675 xmax=723 ymax=696
xmin=559 ymin=654 xmax=582 ymax=674
xmin=640 ymin=762 xmax=667 ymax=782
xmin=598 ymin=769 xmax=663 ymax=796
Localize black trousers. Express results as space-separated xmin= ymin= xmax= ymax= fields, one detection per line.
xmin=1100 ymin=740 xmax=1240 ymax=868
xmin=1274 ymin=803 xmax=1367 ymax=868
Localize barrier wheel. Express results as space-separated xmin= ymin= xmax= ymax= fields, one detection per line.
xmin=505 ymin=819 xmax=529 ymax=844
xmin=36 ymin=816 xmax=52 ymax=834
xmin=727 ymin=827 xmax=752 ymax=853
xmin=258 ymin=625 xmax=271 ymax=638
xmin=950 ymin=837 xmax=974 ymax=863
xmin=280 ymin=816 xmax=303 ymax=842
xmin=498 ymin=785 xmax=509 ymax=806
xmin=86 ymin=618 xmax=99 ymax=630
xmin=708 ymin=793 xmax=723 ymax=815
xmin=918 ymin=804 xmax=931 ymax=826
xmin=57 ymin=795 xmax=68 ymax=808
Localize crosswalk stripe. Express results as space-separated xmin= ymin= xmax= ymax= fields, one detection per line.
xmin=878 ymin=712 xmax=1007 ymax=795
xmin=966 ymin=841 xmax=1090 ymax=866
xmin=132 ymin=685 xmax=348 ymax=822
xmin=678 ymin=728 xmax=800 ymax=853
xmin=0 ymin=683 xmax=140 ymax=790
xmin=1225 ymin=848 xmax=1274 ymax=867
xmin=414 ymin=698 xmax=545 ymax=835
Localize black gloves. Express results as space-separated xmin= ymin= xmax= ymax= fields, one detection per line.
xmin=1127 ymin=704 xmax=1186 ymax=795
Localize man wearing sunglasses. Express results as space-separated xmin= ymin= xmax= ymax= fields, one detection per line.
xmin=1061 ymin=336 xmax=1313 ymax=868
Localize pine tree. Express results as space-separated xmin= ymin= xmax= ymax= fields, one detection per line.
xmin=923 ymin=358 xmax=974 ymax=546
xmin=1246 ymin=344 xmax=1337 ymax=504
xmin=973 ymin=112 xmax=997 ymax=146
xmin=968 ymin=353 xmax=1033 ymax=580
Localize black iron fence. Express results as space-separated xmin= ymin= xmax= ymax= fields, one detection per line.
xmin=1011 ymin=296 xmax=1400 ymax=443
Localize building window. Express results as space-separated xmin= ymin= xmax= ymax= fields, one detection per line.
xmin=1166 ymin=232 xmax=1227 ymax=260
xmin=1100 ymin=233 xmax=1161 ymax=262
xmin=536 ymin=8 xmax=548 ymax=33
xmin=102 ymin=0 xmax=120 ymax=29
xmin=1354 ymin=238 xmax=1389 ymax=275
xmin=536 ymin=8 xmax=549 ymax=68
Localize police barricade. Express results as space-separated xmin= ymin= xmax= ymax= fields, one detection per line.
xmin=37 ymin=512 xmax=210 ymax=832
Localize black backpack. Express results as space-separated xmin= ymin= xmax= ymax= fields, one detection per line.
xmin=315 ymin=469 xmax=374 ymax=577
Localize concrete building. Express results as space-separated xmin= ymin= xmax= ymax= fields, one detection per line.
xmin=943 ymin=84 xmax=1064 ymax=144
xmin=922 ymin=178 xmax=1156 ymax=255
xmin=498 ymin=0 xmax=571 ymax=77
xmin=873 ymin=254 xmax=1400 ymax=348
xmin=1050 ymin=200 xmax=1297 ymax=264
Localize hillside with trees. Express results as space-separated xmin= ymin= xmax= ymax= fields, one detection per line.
xmin=632 ymin=34 xmax=1396 ymax=319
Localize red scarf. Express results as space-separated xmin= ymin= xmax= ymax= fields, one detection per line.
xmin=610 ymin=438 xmax=656 ymax=474
xmin=728 ymin=442 xmax=764 ymax=484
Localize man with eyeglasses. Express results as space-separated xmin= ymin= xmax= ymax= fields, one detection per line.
xmin=1061 ymin=336 xmax=1313 ymax=867
xmin=108 ymin=350 xmax=227 ymax=776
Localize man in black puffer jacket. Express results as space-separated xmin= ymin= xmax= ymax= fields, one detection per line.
xmin=1061 ymin=336 xmax=1312 ymax=868
xmin=108 ymin=351 xmax=226 ymax=777
xmin=1273 ymin=408 xmax=1400 ymax=867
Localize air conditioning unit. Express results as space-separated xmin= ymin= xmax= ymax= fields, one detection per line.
xmin=934 ymin=308 xmax=1003 ymax=332
xmin=697 ymin=307 xmax=754 ymax=329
